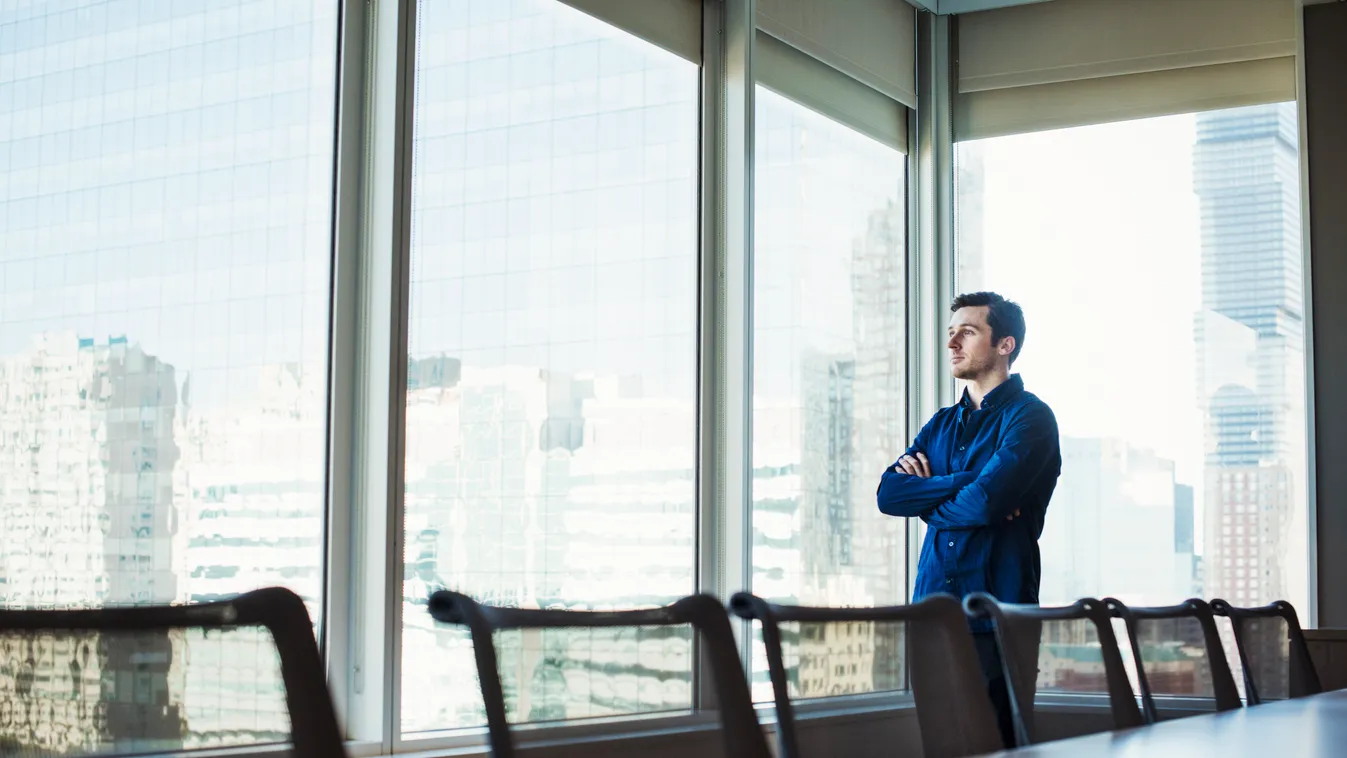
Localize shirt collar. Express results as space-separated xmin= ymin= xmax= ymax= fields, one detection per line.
xmin=959 ymin=373 xmax=1025 ymax=411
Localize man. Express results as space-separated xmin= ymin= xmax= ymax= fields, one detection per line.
xmin=876 ymin=291 xmax=1061 ymax=748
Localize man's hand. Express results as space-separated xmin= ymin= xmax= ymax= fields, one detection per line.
xmin=894 ymin=452 xmax=932 ymax=478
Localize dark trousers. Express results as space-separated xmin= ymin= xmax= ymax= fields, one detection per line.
xmin=972 ymin=631 xmax=1017 ymax=749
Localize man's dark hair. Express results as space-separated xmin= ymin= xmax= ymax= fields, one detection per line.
xmin=951 ymin=291 xmax=1026 ymax=365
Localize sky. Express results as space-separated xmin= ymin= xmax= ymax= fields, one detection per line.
xmin=960 ymin=115 xmax=1205 ymax=502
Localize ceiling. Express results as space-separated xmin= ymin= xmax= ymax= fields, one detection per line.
xmin=908 ymin=0 xmax=1055 ymax=15
xmin=916 ymin=0 xmax=1337 ymax=17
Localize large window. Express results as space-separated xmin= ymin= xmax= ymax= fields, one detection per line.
xmin=402 ymin=0 xmax=700 ymax=733
xmin=0 ymin=0 xmax=339 ymax=751
xmin=3 ymin=0 xmax=1326 ymax=751
xmin=750 ymin=87 xmax=908 ymax=701
xmin=955 ymin=103 xmax=1308 ymax=616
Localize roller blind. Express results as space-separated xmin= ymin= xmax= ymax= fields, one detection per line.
xmin=559 ymin=0 xmax=702 ymax=63
xmin=757 ymin=30 xmax=910 ymax=152
xmin=955 ymin=0 xmax=1297 ymax=141
xmin=756 ymin=0 xmax=918 ymax=108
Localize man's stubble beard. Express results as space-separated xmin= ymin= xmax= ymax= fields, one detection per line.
xmin=953 ymin=356 xmax=994 ymax=383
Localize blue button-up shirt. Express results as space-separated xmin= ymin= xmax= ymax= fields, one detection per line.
xmin=876 ymin=374 xmax=1061 ymax=625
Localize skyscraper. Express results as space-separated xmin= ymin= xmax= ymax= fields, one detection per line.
xmin=850 ymin=201 xmax=907 ymax=606
xmin=0 ymin=335 xmax=308 ymax=752
xmin=800 ymin=351 xmax=857 ymax=580
xmin=0 ymin=334 xmax=179 ymax=610
xmin=0 ymin=335 xmax=182 ymax=752
xmin=780 ymin=199 xmax=909 ymax=700
xmin=1039 ymin=436 xmax=1192 ymax=605
xmin=1174 ymin=483 xmax=1200 ymax=596
xmin=849 ymin=200 xmax=907 ymax=694
xmin=1194 ymin=102 xmax=1306 ymax=610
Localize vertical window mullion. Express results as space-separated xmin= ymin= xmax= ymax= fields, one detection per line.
xmin=696 ymin=0 xmax=725 ymax=709
xmin=699 ymin=0 xmax=761 ymax=710
xmin=712 ymin=0 xmax=758 ymax=673
xmin=336 ymin=0 xmax=418 ymax=751
xmin=911 ymin=11 xmax=956 ymax=601
xmin=324 ymin=0 xmax=371 ymax=744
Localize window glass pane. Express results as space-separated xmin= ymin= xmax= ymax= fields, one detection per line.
xmin=0 ymin=0 xmax=339 ymax=752
xmin=955 ymin=103 xmax=1308 ymax=619
xmin=751 ymin=87 xmax=908 ymax=702
xmin=403 ymin=0 xmax=700 ymax=733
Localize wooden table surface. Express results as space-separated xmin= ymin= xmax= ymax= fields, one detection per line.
xmin=981 ymin=689 xmax=1347 ymax=757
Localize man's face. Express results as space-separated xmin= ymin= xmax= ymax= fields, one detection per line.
xmin=947 ymin=305 xmax=1011 ymax=381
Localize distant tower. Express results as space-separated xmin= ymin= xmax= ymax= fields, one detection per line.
xmin=1193 ymin=102 xmax=1305 ymax=611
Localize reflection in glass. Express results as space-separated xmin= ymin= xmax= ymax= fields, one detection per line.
xmin=1031 ymin=619 xmax=1109 ymax=694
xmin=954 ymin=104 xmax=1308 ymax=618
xmin=751 ymin=88 xmax=908 ymax=702
xmin=1009 ymin=617 xmax=1117 ymax=725
xmin=0 ymin=1 xmax=339 ymax=752
xmin=1234 ymin=614 xmax=1292 ymax=701
xmin=1127 ymin=616 xmax=1219 ymax=701
xmin=402 ymin=0 xmax=700 ymax=732
xmin=0 ymin=627 xmax=288 ymax=756
xmin=779 ymin=621 xmax=904 ymax=698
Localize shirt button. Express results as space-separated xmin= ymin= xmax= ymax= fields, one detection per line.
xmin=959 ymin=445 xmax=966 ymax=451
xmin=946 ymin=579 xmax=953 ymax=585
xmin=948 ymin=541 xmax=954 ymax=547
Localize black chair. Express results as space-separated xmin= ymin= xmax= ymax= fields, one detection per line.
xmin=1105 ymin=597 xmax=1241 ymax=722
xmin=964 ymin=594 xmax=1143 ymax=747
xmin=429 ymin=590 xmax=771 ymax=758
xmin=1211 ymin=598 xmax=1322 ymax=704
xmin=0 ymin=587 xmax=344 ymax=758
xmin=728 ymin=592 xmax=1002 ymax=758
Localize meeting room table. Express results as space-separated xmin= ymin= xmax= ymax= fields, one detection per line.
xmin=979 ymin=689 xmax=1347 ymax=757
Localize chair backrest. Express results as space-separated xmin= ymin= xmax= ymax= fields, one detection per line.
xmin=429 ymin=591 xmax=771 ymax=758
xmin=0 ymin=587 xmax=343 ymax=758
xmin=964 ymin=594 xmax=1143 ymax=747
xmin=1211 ymin=599 xmax=1321 ymax=704
xmin=729 ymin=592 xmax=1002 ymax=758
xmin=1105 ymin=597 xmax=1241 ymax=722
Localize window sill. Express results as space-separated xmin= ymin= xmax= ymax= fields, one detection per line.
xmin=396 ymin=691 xmax=917 ymax=755
xmin=135 ymin=692 xmax=1213 ymax=757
